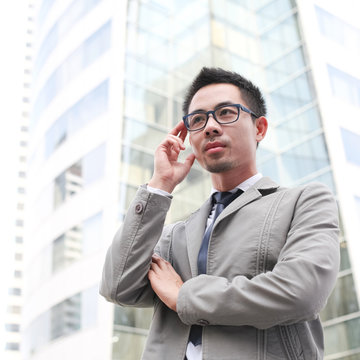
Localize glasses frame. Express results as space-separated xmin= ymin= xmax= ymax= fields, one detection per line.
xmin=182 ymin=103 xmax=259 ymax=132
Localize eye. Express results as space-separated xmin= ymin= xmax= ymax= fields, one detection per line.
xmin=190 ymin=113 xmax=206 ymax=126
xmin=217 ymin=106 xmax=237 ymax=117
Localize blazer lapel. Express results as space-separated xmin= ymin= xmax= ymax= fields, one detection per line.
xmin=184 ymin=177 xmax=280 ymax=277
xmin=185 ymin=199 xmax=212 ymax=277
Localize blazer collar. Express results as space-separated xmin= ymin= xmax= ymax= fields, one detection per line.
xmin=185 ymin=177 xmax=279 ymax=277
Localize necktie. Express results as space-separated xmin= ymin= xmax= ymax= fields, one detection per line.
xmin=189 ymin=189 xmax=243 ymax=346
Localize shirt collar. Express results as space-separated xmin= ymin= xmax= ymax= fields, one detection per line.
xmin=211 ymin=173 xmax=263 ymax=195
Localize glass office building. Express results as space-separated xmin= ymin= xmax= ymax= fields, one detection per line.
xmin=23 ymin=0 xmax=360 ymax=359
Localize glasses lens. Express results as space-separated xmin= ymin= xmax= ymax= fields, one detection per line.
xmin=187 ymin=113 xmax=207 ymax=131
xmin=215 ymin=105 xmax=239 ymax=123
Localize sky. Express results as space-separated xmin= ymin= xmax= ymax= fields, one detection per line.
xmin=0 ymin=0 xmax=27 ymax=352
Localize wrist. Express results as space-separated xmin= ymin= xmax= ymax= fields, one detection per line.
xmin=148 ymin=178 xmax=175 ymax=194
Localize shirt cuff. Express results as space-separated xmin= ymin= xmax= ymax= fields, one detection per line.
xmin=147 ymin=185 xmax=172 ymax=198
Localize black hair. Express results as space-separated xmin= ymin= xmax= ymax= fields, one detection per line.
xmin=182 ymin=67 xmax=267 ymax=119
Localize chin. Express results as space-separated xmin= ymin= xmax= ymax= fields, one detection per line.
xmin=205 ymin=161 xmax=234 ymax=173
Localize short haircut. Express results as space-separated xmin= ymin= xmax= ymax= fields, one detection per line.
xmin=182 ymin=67 xmax=267 ymax=119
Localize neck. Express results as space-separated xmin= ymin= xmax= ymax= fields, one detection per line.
xmin=211 ymin=167 xmax=257 ymax=192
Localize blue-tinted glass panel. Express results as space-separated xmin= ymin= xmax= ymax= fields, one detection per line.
xmin=316 ymin=5 xmax=360 ymax=52
xmin=328 ymin=65 xmax=360 ymax=107
xmin=270 ymin=72 xmax=314 ymax=118
xmin=265 ymin=47 xmax=306 ymax=85
xmin=83 ymin=144 xmax=106 ymax=186
xmin=341 ymin=128 xmax=360 ymax=167
xmin=256 ymin=0 xmax=296 ymax=31
xmin=280 ymin=134 xmax=329 ymax=183
xmin=275 ymin=106 xmax=321 ymax=148
xmin=260 ymin=14 xmax=301 ymax=64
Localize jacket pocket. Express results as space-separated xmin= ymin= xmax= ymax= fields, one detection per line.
xmin=278 ymin=325 xmax=304 ymax=360
xmin=265 ymin=326 xmax=304 ymax=360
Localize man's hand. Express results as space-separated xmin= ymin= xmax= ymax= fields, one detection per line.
xmin=148 ymin=254 xmax=183 ymax=312
xmin=148 ymin=121 xmax=196 ymax=193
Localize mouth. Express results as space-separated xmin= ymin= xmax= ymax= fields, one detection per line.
xmin=204 ymin=141 xmax=226 ymax=154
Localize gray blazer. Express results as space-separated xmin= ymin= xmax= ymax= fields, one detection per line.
xmin=100 ymin=177 xmax=339 ymax=360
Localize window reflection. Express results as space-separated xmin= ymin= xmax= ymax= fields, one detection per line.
xmin=329 ymin=66 xmax=360 ymax=107
xmin=54 ymin=144 xmax=105 ymax=208
xmin=45 ymin=80 xmax=108 ymax=158
xmin=23 ymin=286 xmax=98 ymax=356
xmin=341 ymin=128 xmax=360 ymax=167
xmin=324 ymin=316 xmax=360 ymax=355
xmin=275 ymin=106 xmax=321 ymax=148
xmin=321 ymin=273 xmax=359 ymax=322
xmin=280 ymin=134 xmax=329 ymax=183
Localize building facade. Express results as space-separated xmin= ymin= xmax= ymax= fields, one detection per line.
xmin=22 ymin=0 xmax=360 ymax=359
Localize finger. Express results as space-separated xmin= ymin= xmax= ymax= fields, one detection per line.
xmin=169 ymin=121 xmax=186 ymax=137
xmin=160 ymin=135 xmax=184 ymax=153
xmin=184 ymin=153 xmax=196 ymax=169
xmin=178 ymin=125 xmax=188 ymax=143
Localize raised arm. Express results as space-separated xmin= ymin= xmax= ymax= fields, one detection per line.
xmin=100 ymin=122 xmax=195 ymax=307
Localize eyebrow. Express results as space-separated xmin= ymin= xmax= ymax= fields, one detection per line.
xmin=190 ymin=101 xmax=235 ymax=114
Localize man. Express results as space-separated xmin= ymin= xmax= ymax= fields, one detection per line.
xmin=100 ymin=67 xmax=339 ymax=359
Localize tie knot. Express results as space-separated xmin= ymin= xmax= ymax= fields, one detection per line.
xmin=213 ymin=189 xmax=243 ymax=207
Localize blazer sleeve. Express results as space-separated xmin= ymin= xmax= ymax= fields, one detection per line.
xmin=99 ymin=185 xmax=173 ymax=307
xmin=177 ymin=183 xmax=340 ymax=329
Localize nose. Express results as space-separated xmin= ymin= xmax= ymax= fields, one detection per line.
xmin=204 ymin=113 xmax=222 ymax=136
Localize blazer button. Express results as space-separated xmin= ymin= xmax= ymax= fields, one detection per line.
xmin=198 ymin=319 xmax=209 ymax=326
xmin=135 ymin=203 xmax=143 ymax=214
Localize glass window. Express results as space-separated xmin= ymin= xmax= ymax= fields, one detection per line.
xmin=23 ymin=286 xmax=98 ymax=356
xmin=34 ymin=0 xmax=103 ymax=76
xmin=114 ymin=307 xmax=152 ymax=330
xmin=270 ymin=71 xmax=315 ymax=118
xmin=7 ymin=306 xmax=21 ymax=314
xmin=341 ymin=128 xmax=360 ymax=167
xmin=124 ymin=83 xmax=168 ymax=126
xmin=53 ymin=144 xmax=105 ymax=208
xmin=321 ymin=273 xmax=359 ymax=321
xmin=83 ymin=144 xmax=106 ymax=186
xmin=275 ymin=106 xmax=321 ymax=148
xmin=260 ymin=14 xmax=301 ymax=64
xmin=52 ymin=231 xmax=82 ymax=273
xmin=328 ymin=66 xmax=360 ymax=107
xmin=5 ymin=342 xmax=20 ymax=351
xmin=112 ymin=331 xmax=148 ymax=360
xmin=123 ymin=118 xmax=166 ymax=150
xmin=45 ymin=80 xmax=109 ymax=158
xmin=52 ymin=212 xmax=102 ymax=274
xmin=83 ymin=212 xmax=102 ymax=255
xmin=8 ymin=288 xmax=22 ymax=296
xmin=316 ymin=5 xmax=360 ymax=53
xmin=5 ymin=324 xmax=20 ymax=332
xmin=280 ymin=134 xmax=329 ymax=183
xmin=266 ymin=47 xmax=306 ymax=86
xmin=324 ymin=316 xmax=360 ymax=355
xmin=120 ymin=147 xmax=154 ymax=186
xmin=51 ymin=293 xmax=81 ymax=340
xmin=32 ymin=21 xmax=111 ymax=127
xmin=340 ymin=241 xmax=352 ymax=271
xmin=257 ymin=0 xmax=296 ymax=26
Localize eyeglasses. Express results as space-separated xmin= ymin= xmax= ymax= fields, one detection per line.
xmin=182 ymin=103 xmax=259 ymax=132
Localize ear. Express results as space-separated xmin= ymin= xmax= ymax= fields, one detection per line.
xmin=255 ymin=116 xmax=268 ymax=142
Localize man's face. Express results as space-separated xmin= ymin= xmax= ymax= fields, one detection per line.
xmin=188 ymin=83 xmax=265 ymax=175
